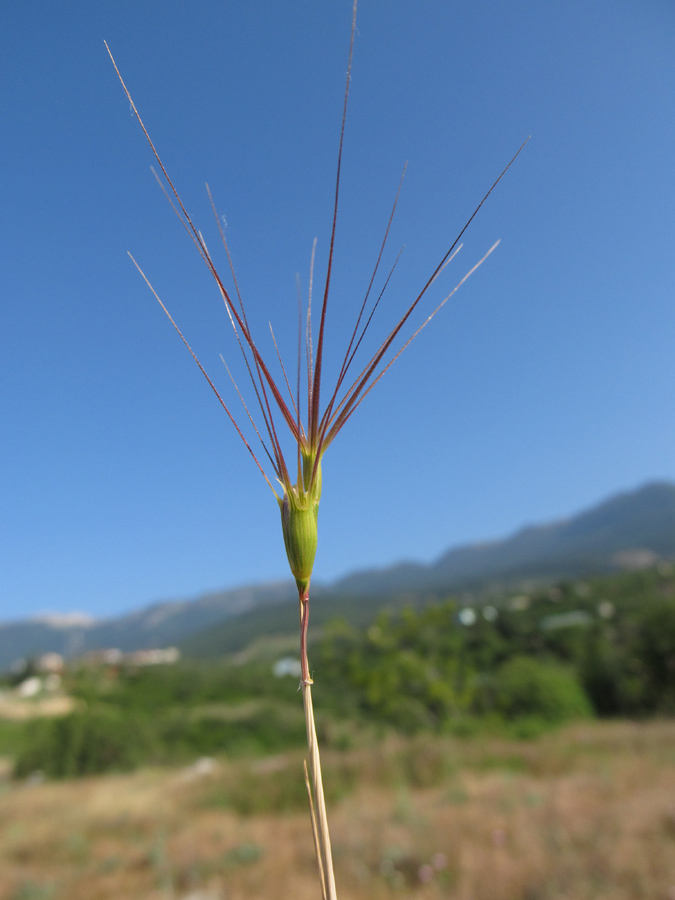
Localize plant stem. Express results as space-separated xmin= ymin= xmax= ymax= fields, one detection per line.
xmin=300 ymin=592 xmax=338 ymax=900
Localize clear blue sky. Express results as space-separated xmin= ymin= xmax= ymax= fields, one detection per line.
xmin=1 ymin=0 xmax=674 ymax=622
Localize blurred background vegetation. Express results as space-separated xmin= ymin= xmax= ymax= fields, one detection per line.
xmin=3 ymin=566 xmax=674 ymax=780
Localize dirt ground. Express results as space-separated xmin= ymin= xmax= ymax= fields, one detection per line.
xmin=1 ymin=719 xmax=674 ymax=900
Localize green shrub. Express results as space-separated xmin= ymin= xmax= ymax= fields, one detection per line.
xmin=476 ymin=656 xmax=592 ymax=724
xmin=156 ymin=701 xmax=306 ymax=759
xmin=13 ymin=699 xmax=308 ymax=779
xmin=14 ymin=709 xmax=156 ymax=779
xmin=580 ymin=629 xmax=647 ymax=716
xmin=632 ymin=603 xmax=675 ymax=713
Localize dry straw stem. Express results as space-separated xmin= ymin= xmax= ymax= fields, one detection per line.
xmin=106 ymin=1 xmax=527 ymax=896
xmin=303 ymin=759 xmax=327 ymax=900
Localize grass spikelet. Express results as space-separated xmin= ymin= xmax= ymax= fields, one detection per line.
xmin=105 ymin=2 xmax=527 ymax=894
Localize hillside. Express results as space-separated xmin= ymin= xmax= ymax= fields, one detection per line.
xmin=2 ymin=481 xmax=674 ymax=671
xmin=0 ymin=581 xmax=295 ymax=673
xmin=334 ymin=481 xmax=675 ymax=595
xmin=183 ymin=481 xmax=675 ymax=657
xmin=6 ymin=565 xmax=675 ymax=777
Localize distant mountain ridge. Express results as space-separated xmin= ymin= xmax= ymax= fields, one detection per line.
xmin=333 ymin=481 xmax=675 ymax=595
xmin=0 ymin=582 xmax=296 ymax=673
xmin=1 ymin=481 xmax=674 ymax=671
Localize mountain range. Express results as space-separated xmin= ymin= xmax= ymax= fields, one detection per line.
xmin=2 ymin=481 xmax=674 ymax=672
xmin=334 ymin=480 xmax=675 ymax=595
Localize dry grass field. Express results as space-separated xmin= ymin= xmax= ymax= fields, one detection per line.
xmin=1 ymin=720 xmax=674 ymax=900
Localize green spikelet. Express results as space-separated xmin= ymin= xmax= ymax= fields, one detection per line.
xmin=279 ymin=452 xmax=322 ymax=596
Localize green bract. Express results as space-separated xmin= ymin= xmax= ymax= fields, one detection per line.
xmin=279 ymin=454 xmax=322 ymax=596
